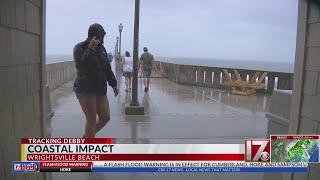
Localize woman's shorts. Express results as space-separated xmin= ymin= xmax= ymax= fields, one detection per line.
xmin=123 ymin=71 xmax=133 ymax=78
xmin=75 ymin=91 xmax=107 ymax=99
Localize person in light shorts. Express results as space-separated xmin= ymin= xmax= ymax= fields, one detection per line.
xmin=121 ymin=51 xmax=133 ymax=92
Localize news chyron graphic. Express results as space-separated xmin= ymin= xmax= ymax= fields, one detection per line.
xmin=245 ymin=139 xmax=270 ymax=162
xmin=12 ymin=162 xmax=39 ymax=173
xmin=11 ymin=137 xmax=319 ymax=173
xmin=270 ymin=135 xmax=319 ymax=163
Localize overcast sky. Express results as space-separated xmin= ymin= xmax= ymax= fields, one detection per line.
xmin=46 ymin=0 xmax=298 ymax=62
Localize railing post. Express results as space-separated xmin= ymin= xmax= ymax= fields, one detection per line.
xmin=221 ymin=69 xmax=227 ymax=89
xmin=288 ymin=74 xmax=294 ymax=90
xmin=238 ymin=70 xmax=247 ymax=82
xmin=213 ymin=68 xmax=221 ymax=88
xmin=175 ymin=64 xmax=180 ymax=83
xmin=204 ymin=68 xmax=213 ymax=87
xmin=267 ymin=73 xmax=275 ymax=93
xmin=277 ymin=74 xmax=285 ymax=90
xmin=197 ymin=66 xmax=204 ymax=86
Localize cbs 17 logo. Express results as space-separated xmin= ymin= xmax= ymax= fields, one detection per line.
xmin=245 ymin=140 xmax=270 ymax=162
xmin=12 ymin=162 xmax=39 ymax=172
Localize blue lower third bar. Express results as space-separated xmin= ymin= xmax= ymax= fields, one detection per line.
xmin=92 ymin=167 xmax=308 ymax=173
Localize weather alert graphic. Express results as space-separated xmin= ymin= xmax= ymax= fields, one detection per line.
xmin=271 ymin=136 xmax=319 ymax=163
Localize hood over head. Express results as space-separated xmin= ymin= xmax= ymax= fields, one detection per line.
xmin=87 ymin=23 xmax=106 ymax=45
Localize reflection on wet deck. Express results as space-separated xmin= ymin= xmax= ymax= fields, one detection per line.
xmin=50 ymin=72 xmax=269 ymax=180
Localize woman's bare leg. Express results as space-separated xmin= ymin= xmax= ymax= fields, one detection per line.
xmin=96 ymin=96 xmax=110 ymax=133
xmin=129 ymin=76 xmax=132 ymax=89
xmin=125 ymin=77 xmax=129 ymax=90
xmin=78 ymin=96 xmax=97 ymax=138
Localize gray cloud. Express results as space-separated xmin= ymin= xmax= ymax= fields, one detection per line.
xmin=46 ymin=0 xmax=298 ymax=62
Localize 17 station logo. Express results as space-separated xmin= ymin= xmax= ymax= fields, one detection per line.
xmin=245 ymin=140 xmax=271 ymax=162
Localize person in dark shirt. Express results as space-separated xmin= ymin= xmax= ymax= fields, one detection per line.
xmin=139 ymin=47 xmax=154 ymax=92
xmin=73 ymin=23 xmax=119 ymax=138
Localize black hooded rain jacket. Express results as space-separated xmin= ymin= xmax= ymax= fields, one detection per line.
xmin=73 ymin=23 xmax=117 ymax=96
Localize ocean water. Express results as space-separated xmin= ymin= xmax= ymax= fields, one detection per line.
xmin=46 ymin=54 xmax=294 ymax=73
xmin=158 ymin=57 xmax=294 ymax=73
xmin=46 ymin=54 xmax=73 ymax=64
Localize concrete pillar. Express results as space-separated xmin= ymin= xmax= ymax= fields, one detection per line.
xmin=263 ymin=1 xmax=320 ymax=180
xmin=175 ymin=64 xmax=180 ymax=83
xmin=213 ymin=68 xmax=222 ymax=88
xmin=238 ymin=70 xmax=247 ymax=82
xmin=197 ymin=66 xmax=204 ymax=86
xmin=0 ymin=0 xmax=46 ymax=180
xmin=277 ymin=74 xmax=290 ymax=90
xmin=266 ymin=74 xmax=275 ymax=93
xmin=178 ymin=65 xmax=196 ymax=86
xmin=204 ymin=68 xmax=213 ymax=87
xmin=247 ymin=71 xmax=256 ymax=83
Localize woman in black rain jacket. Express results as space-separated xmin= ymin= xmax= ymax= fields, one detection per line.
xmin=73 ymin=23 xmax=119 ymax=138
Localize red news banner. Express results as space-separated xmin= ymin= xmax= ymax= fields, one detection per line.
xmin=21 ymin=138 xmax=246 ymax=162
xmin=21 ymin=138 xmax=116 ymax=144
xmin=21 ymin=138 xmax=116 ymax=161
xmin=39 ymin=162 xmax=92 ymax=172
xmin=18 ymin=137 xmax=319 ymax=172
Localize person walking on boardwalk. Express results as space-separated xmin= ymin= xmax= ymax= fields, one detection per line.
xmin=73 ymin=23 xmax=119 ymax=138
xmin=107 ymin=52 xmax=113 ymax=63
xmin=139 ymin=47 xmax=154 ymax=92
xmin=121 ymin=51 xmax=133 ymax=92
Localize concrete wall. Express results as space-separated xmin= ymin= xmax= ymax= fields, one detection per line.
xmin=266 ymin=90 xmax=292 ymax=135
xmin=290 ymin=0 xmax=320 ymax=135
xmin=0 ymin=0 xmax=46 ymax=180
xmin=46 ymin=61 xmax=76 ymax=91
xmin=153 ymin=61 xmax=294 ymax=93
xmin=264 ymin=1 xmax=320 ymax=180
xmin=289 ymin=0 xmax=320 ymax=180
xmin=264 ymin=90 xmax=292 ymax=180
